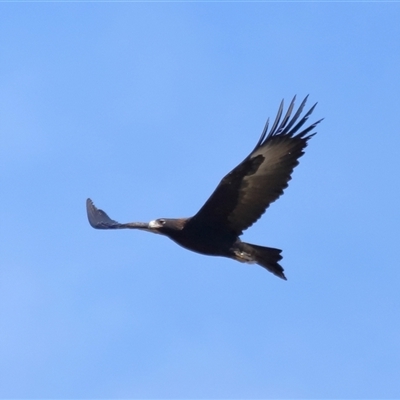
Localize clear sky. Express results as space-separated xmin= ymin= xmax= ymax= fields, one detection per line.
xmin=1 ymin=2 xmax=400 ymax=398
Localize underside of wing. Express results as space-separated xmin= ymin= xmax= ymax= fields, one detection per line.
xmin=188 ymin=96 xmax=323 ymax=235
xmin=86 ymin=198 xmax=150 ymax=230
xmin=86 ymin=198 xmax=123 ymax=229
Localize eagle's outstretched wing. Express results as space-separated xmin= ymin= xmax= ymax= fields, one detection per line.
xmin=86 ymin=198 xmax=149 ymax=230
xmin=187 ymin=96 xmax=322 ymax=236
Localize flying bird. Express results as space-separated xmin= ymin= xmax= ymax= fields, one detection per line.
xmin=87 ymin=96 xmax=322 ymax=280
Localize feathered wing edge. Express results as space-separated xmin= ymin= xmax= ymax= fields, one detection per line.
xmin=86 ymin=198 xmax=122 ymax=229
xmin=86 ymin=198 xmax=150 ymax=230
xmin=252 ymin=95 xmax=323 ymax=153
xmin=189 ymin=95 xmax=322 ymax=234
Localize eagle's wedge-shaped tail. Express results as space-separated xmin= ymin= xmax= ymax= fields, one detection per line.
xmin=233 ymin=242 xmax=286 ymax=280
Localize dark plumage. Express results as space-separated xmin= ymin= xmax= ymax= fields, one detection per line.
xmin=87 ymin=96 xmax=322 ymax=280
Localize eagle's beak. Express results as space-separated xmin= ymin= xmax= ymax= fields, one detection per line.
xmin=148 ymin=220 xmax=163 ymax=232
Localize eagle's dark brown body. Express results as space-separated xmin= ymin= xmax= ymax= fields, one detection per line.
xmin=87 ymin=96 xmax=322 ymax=279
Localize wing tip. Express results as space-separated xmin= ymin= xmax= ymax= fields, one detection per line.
xmin=86 ymin=197 xmax=100 ymax=228
xmin=86 ymin=198 xmax=120 ymax=229
xmin=256 ymin=95 xmax=321 ymax=146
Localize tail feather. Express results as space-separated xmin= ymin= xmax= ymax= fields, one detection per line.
xmin=234 ymin=242 xmax=286 ymax=280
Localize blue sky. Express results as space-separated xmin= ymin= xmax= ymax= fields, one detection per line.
xmin=1 ymin=2 xmax=400 ymax=398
